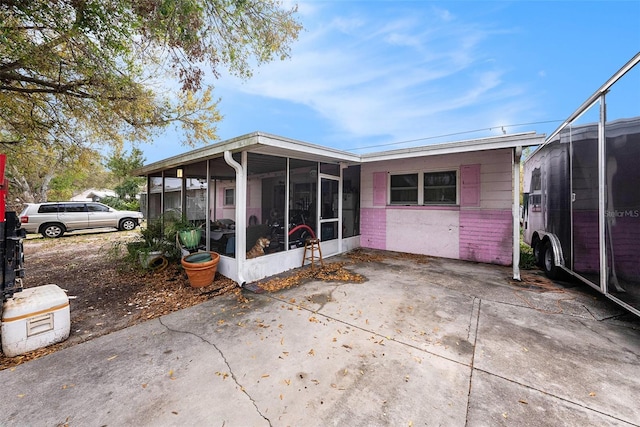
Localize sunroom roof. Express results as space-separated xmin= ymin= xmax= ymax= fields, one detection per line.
xmin=134 ymin=131 xmax=360 ymax=176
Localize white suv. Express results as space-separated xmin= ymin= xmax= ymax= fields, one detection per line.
xmin=19 ymin=202 xmax=143 ymax=238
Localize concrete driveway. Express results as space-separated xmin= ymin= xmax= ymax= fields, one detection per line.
xmin=1 ymin=252 xmax=639 ymax=426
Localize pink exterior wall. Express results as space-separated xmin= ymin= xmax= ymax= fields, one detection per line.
xmin=360 ymin=208 xmax=386 ymax=249
xmin=373 ymin=172 xmax=387 ymax=206
xmin=210 ymin=182 xmax=235 ymax=220
xmin=360 ymin=149 xmax=514 ymax=266
xmin=460 ymin=164 xmax=480 ymax=207
xmin=459 ymin=209 xmax=512 ymax=264
xmin=246 ymin=178 xmax=262 ymax=224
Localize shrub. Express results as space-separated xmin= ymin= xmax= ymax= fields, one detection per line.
xmin=519 ymin=241 xmax=536 ymax=270
xmin=100 ymin=196 xmax=140 ymax=211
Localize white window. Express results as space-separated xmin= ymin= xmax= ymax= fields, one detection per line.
xmin=389 ymin=173 xmax=418 ymax=204
xmin=224 ymin=188 xmax=235 ymax=206
xmin=424 ymin=171 xmax=457 ymax=205
xmin=389 ymin=170 xmax=458 ymax=205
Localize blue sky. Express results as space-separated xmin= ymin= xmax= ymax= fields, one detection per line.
xmin=144 ymin=0 xmax=640 ymax=163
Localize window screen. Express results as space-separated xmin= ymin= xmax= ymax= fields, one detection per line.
xmin=424 ymin=171 xmax=457 ymax=204
xmin=390 ymin=173 xmax=418 ymax=204
xmin=224 ymin=188 xmax=235 ymax=205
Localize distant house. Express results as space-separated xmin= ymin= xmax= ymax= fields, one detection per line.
xmin=134 ymin=131 xmax=545 ymax=285
xmin=70 ymin=189 xmax=116 ymax=202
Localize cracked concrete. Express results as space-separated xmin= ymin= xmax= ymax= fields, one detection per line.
xmin=157 ymin=317 xmax=272 ymax=425
xmin=0 ymin=254 xmax=639 ymax=426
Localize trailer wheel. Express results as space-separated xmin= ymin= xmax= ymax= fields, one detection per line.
xmin=533 ymin=240 xmax=544 ymax=267
xmin=542 ymin=241 xmax=560 ymax=280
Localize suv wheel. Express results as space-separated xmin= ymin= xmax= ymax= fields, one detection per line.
xmin=119 ymin=218 xmax=137 ymax=231
xmin=41 ymin=223 xmax=65 ymax=238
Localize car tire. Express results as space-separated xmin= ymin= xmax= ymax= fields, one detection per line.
xmin=119 ymin=218 xmax=137 ymax=231
xmin=542 ymin=240 xmax=560 ymax=280
xmin=41 ymin=223 xmax=65 ymax=238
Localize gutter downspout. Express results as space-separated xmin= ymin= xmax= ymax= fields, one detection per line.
xmin=224 ymin=150 xmax=247 ymax=286
xmin=512 ymin=146 xmax=523 ymax=281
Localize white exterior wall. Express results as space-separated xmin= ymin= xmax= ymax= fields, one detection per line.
xmin=385 ymin=208 xmax=460 ymax=258
xmin=479 ymin=159 xmax=513 ymax=210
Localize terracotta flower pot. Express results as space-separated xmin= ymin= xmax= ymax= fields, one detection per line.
xmin=181 ymin=251 xmax=220 ymax=288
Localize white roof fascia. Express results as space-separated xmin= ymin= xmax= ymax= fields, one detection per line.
xmin=250 ymin=132 xmax=361 ymax=164
xmin=133 ymin=133 xmax=260 ymax=176
xmin=135 ymin=131 xmax=546 ymax=175
xmin=134 ymin=132 xmax=360 ymax=176
xmin=360 ymin=132 xmax=545 ymax=163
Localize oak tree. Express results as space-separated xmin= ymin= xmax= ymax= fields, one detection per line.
xmin=0 ymin=0 xmax=302 ymax=203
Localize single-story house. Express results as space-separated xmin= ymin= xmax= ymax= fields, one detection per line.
xmin=70 ymin=189 xmax=117 ymax=202
xmin=134 ymin=131 xmax=545 ymax=285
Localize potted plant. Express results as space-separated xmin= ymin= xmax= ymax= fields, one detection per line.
xmin=135 ymin=218 xmax=173 ymax=268
xmin=138 ymin=247 xmax=164 ymax=268
xmin=168 ymin=215 xmax=203 ymax=252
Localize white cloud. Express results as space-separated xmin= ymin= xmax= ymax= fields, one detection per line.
xmin=217 ymin=2 xmax=529 ymax=148
xmin=431 ymin=5 xmax=455 ymax=23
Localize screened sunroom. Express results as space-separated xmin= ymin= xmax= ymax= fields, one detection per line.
xmin=136 ymin=132 xmax=361 ymax=284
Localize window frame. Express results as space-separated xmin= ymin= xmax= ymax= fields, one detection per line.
xmin=388 ymin=169 xmax=459 ymax=206
xmin=423 ymin=170 xmax=458 ymax=205
xmin=389 ymin=172 xmax=419 ymax=205
xmin=224 ymin=187 xmax=235 ymax=206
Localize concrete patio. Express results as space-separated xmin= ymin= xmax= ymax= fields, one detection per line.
xmin=1 ymin=251 xmax=638 ymax=426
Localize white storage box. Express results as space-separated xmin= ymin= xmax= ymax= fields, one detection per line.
xmin=2 ymin=284 xmax=70 ymax=357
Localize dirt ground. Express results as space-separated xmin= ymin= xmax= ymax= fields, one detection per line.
xmin=0 ymin=229 xmax=238 ymax=370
